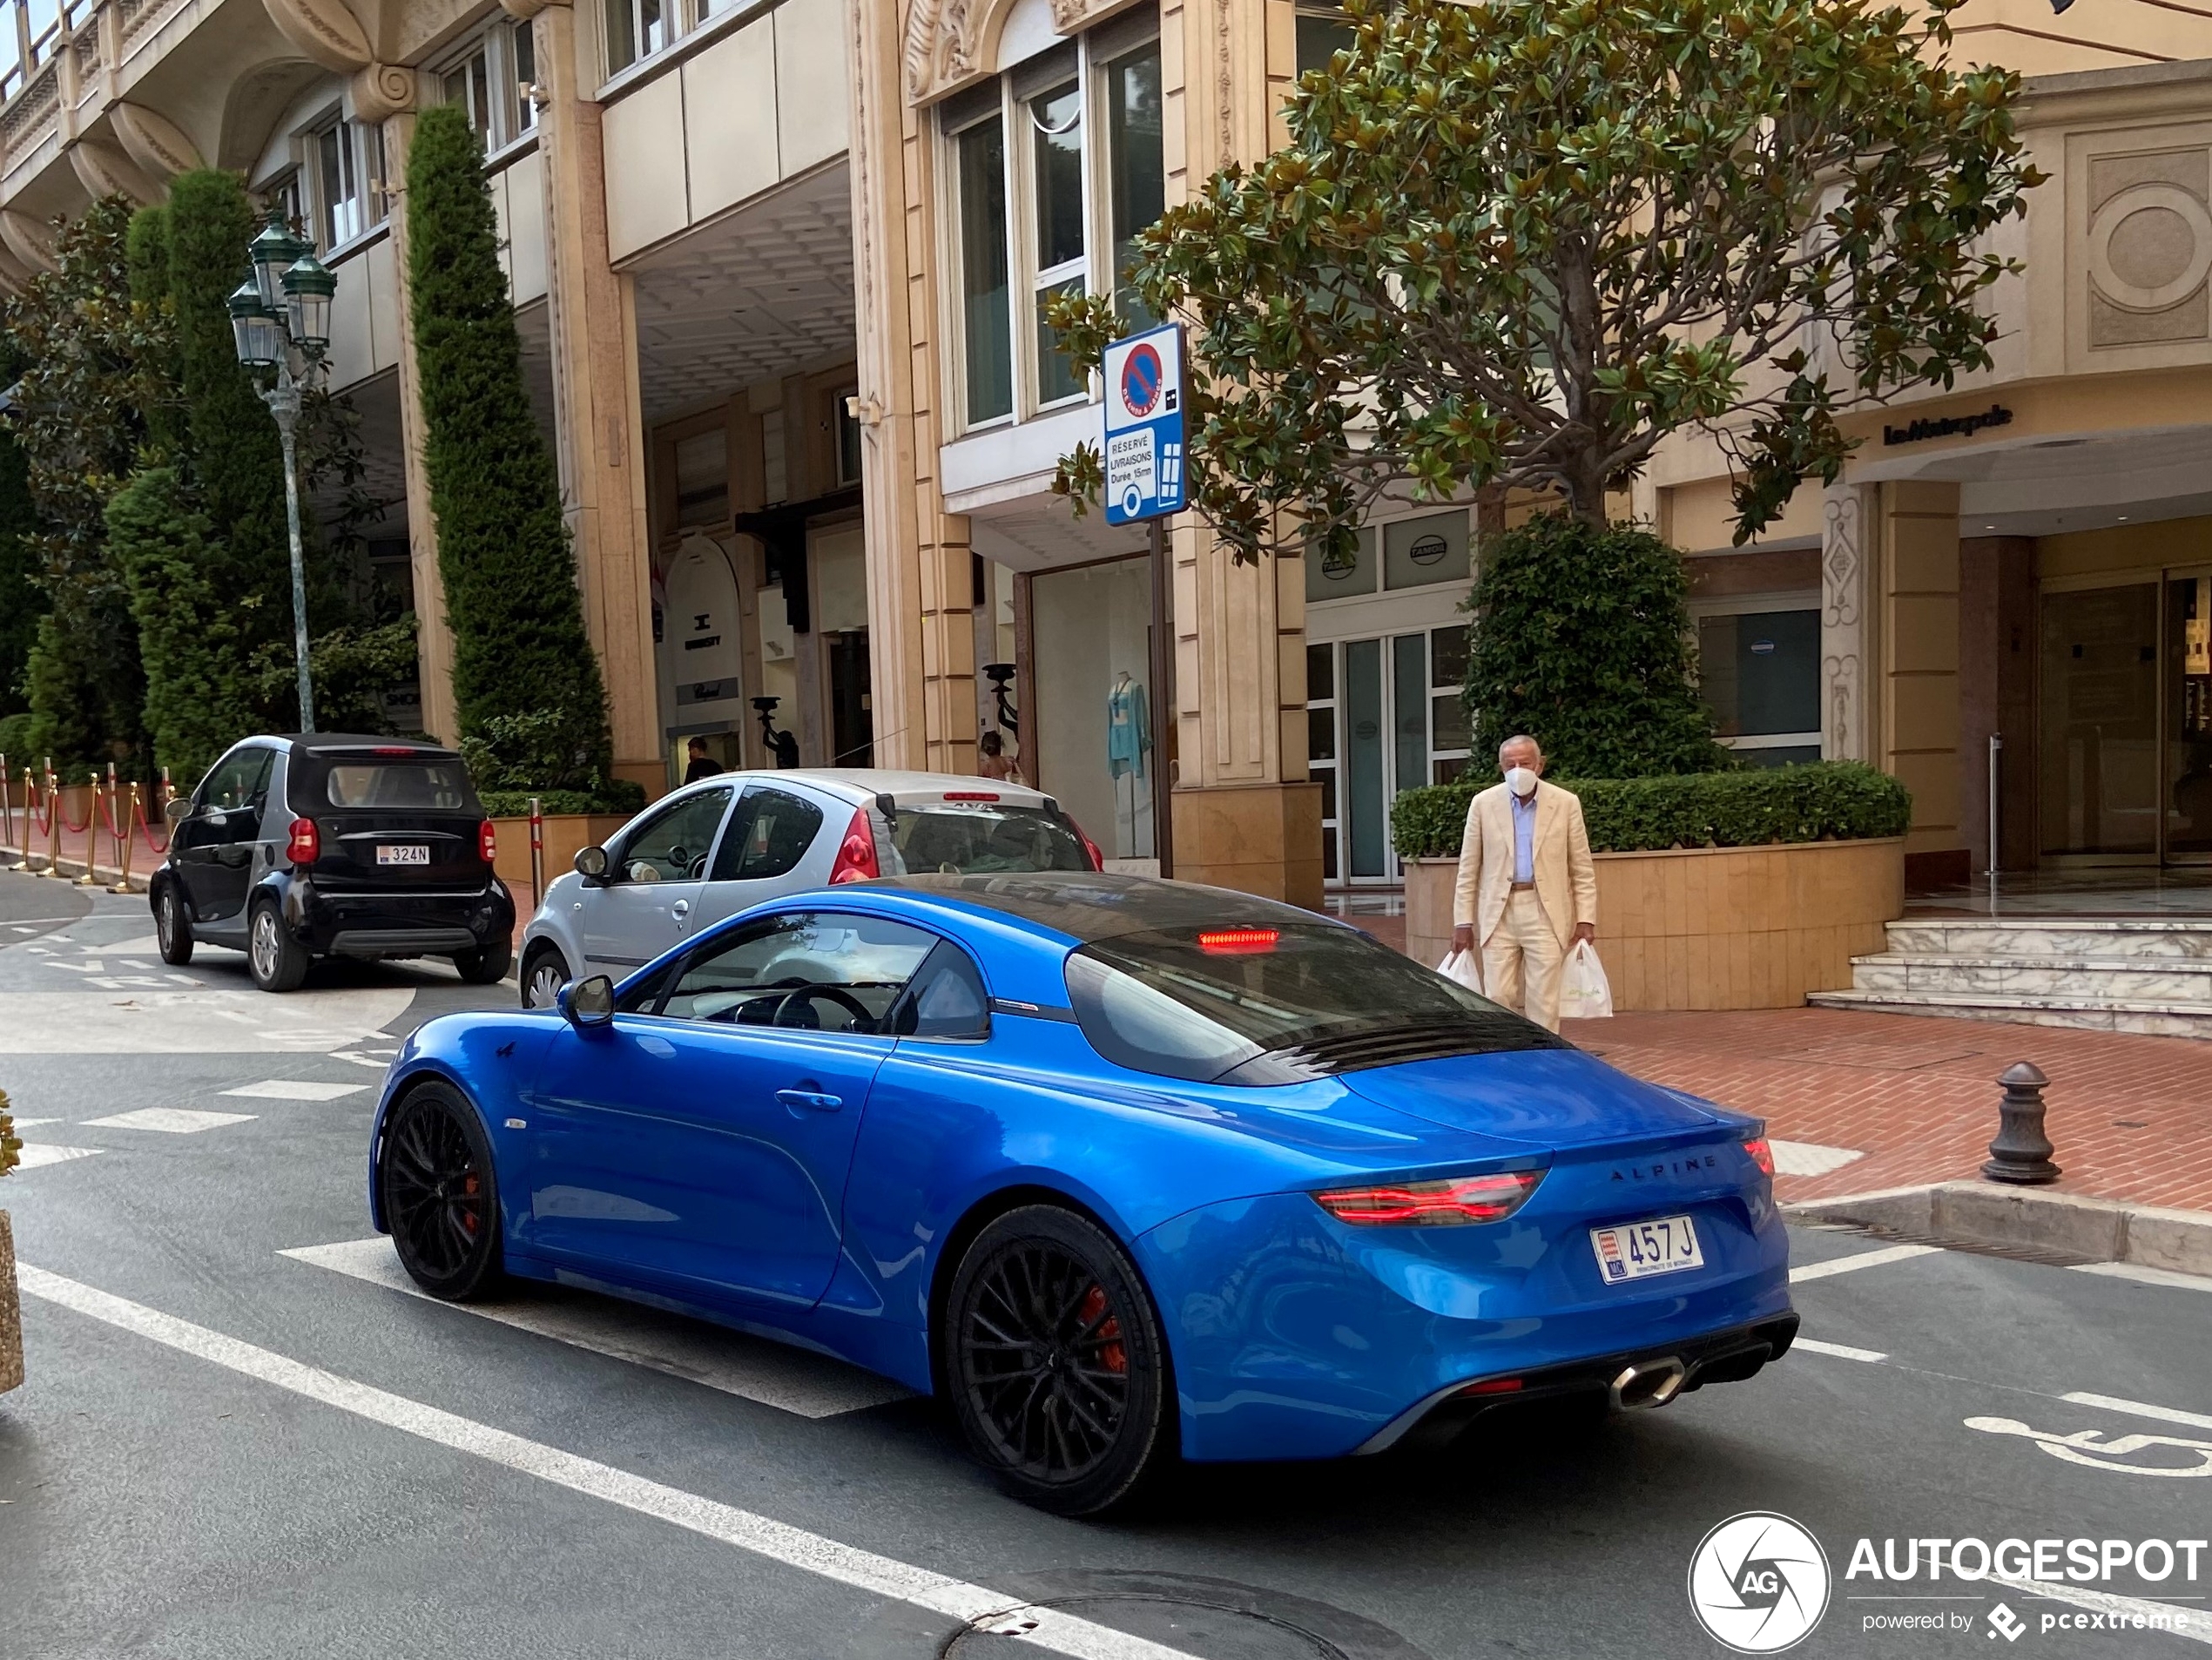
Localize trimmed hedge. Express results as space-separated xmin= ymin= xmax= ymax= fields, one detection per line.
xmin=1389 ymin=760 xmax=1912 ymax=860
xmin=481 ymin=783 xmax=646 ymax=820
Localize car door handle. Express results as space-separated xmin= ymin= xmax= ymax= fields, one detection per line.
xmin=776 ymin=1089 xmax=842 ymax=1112
xmin=671 ymin=899 xmax=691 ymax=918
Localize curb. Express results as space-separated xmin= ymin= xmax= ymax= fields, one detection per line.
xmin=0 ymin=847 xmax=148 ymax=892
xmin=1784 ymin=1180 xmax=2212 ymax=1278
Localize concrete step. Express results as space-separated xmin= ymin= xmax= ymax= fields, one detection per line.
xmin=1807 ymin=986 xmax=2212 ymax=1038
xmin=1848 ymin=953 xmax=2212 ymax=1002
xmin=1886 ymin=917 xmax=2212 ymax=959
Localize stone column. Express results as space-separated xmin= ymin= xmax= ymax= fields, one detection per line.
xmin=847 ymin=0 xmax=976 ymax=776
xmin=1820 ymin=480 xmax=1876 ymax=765
xmin=368 ymin=86 xmax=459 ymax=746
xmin=509 ymin=0 xmax=663 ymax=797
xmin=1878 ymin=480 xmax=1965 ymax=869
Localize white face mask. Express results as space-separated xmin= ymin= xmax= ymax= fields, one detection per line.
xmin=1505 ymin=765 xmax=1538 ymax=798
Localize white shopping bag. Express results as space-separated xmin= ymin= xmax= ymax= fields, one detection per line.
xmin=1559 ymin=939 xmax=1614 ymax=1020
xmin=1435 ymin=947 xmax=1485 ymax=995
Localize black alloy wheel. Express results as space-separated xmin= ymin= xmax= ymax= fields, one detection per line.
xmin=155 ymin=885 xmax=193 ymax=966
xmin=380 ymin=1082 xmax=505 ymax=1300
xmin=945 ymin=1205 xmax=1172 ymax=1516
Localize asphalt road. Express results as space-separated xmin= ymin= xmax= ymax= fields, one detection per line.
xmin=2 ymin=872 xmax=2208 ymax=1660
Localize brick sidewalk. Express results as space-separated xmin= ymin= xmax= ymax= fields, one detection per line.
xmin=1565 ymin=1006 xmax=2212 ymax=1216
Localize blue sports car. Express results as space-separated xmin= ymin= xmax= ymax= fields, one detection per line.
xmin=368 ymin=873 xmax=1797 ymax=1515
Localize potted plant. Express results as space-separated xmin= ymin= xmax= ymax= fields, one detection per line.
xmin=1 ymin=1088 xmax=22 ymax=1394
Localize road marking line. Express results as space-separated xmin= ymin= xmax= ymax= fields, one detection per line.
xmin=281 ymin=1238 xmax=910 ymax=1419
xmin=1991 ymin=1576 xmax=2212 ymax=1644
xmin=84 ymin=1108 xmax=257 ymax=1135
xmin=2062 ymin=1393 xmax=2212 ymax=1434
xmin=222 ymin=1080 xmax=369 ymax=1102
xmin=1789 ymin=1243 xmax=1941 ymax=1283
xmin=1792 ymin=1337 xmax=1888 ymax=1363
xmin=11 ymin=1144 xmax=102 ymax=1169
xmin=2071 ymin=1262 xmax=2212 ymax=1295
xmin=1770 ymin=1139 xmax=1865 ymax=1178
xmin=9 ymin=1117 xmax=61 ymax=1128
xmin=16 ymin=1262 xmax=1201 ymax=1660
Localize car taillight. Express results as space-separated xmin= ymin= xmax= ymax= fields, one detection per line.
xmin=478 ymin=820 xmax=497 ymax=863
xmin=286 ymin=818 xmax=319 ymax=865
xmin=1742 ymin=1134 xmax=1775 ymax=1178
xmin=1068 ymin=817 xmax=1105 ymax=871
xmin=1313 ymin=1170 xmax=1542 ymax=1226
xmin=828 ymin=808 xmax=880 ymax=884
xmin=1198 ymin=927 xmax=1278 ymax=955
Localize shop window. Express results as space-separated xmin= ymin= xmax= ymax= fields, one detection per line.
xmin=672 ymin=428 xmax=728 ymax=528
xmin=835 ymin=395 xmax=864 ymax=487
xmin=1384 ymin=509 xmax=1471 ymax=590
xmin=942 ymin=6 xmax=1163 ymax=433
xmin=1307 ymin=641 xmax=1338 ymax=882
xmin=1430 ymin=624 xmax=1470 ymax=782
xmin=1030 ymin=557 xmax=1158 ymax=862
xmin=1696 ymin=604 xmax=1821 ymax=767
xmin=1305 ymin=525 xmax=1378 ymax=603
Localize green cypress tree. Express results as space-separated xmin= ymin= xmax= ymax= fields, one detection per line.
xmin=407 ymin=103 xmax=614 ymax=792
xmin=125 ymin=203 xmax=183 ymax=462
xmin=0 ymin=426 xmax=38 ymax=725
xmin=111 ymin=466 xmax=259 ymax=782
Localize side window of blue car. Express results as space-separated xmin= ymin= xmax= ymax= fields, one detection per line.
xmin=655 ymin=911 xmax=939 ymax=1034
xmin=887 ymin=941 xmax=990 ymax=1040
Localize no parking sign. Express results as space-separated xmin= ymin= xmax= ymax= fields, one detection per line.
xmin=1102 ymin=323 xmax=1185 ymax=526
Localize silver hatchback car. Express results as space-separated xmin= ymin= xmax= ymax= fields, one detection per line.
xmin=517 ymin=769 xmax=1102 ymax=1007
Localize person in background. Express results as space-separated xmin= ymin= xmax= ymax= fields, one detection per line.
xmin=977 ymin=729 xmax=1023 ymax=784
xmin=1449 ymin=734 xmax=1598 ymax=1032
xmin=684 ymin=737 xmax=724 ymax=784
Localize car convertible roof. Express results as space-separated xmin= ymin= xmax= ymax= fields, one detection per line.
xmin=869 ymin=872 xmax=1352 ymax=947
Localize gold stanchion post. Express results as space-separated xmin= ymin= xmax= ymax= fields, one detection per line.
xmin=10 ymin=768 xmax=37 ymax=874
xmin=37 ymin=762 xmax=60 ymax=878
xmin=108 ymin=783 xmax=138 ymax=894
xmin=74 ymin=773 xmax=102 ymax=886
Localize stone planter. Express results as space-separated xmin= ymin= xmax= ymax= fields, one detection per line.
xmin=1 ymin=1210 xmax=21 ymax=1394
xmin=1404 ymin=836 xmax=1905 ymax=1011
xmin=489 ymin=813 xmax=633 ymax=902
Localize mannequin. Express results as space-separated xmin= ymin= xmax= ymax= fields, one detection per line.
xmin=1108 ymin=670 xmax=1152 ymax=858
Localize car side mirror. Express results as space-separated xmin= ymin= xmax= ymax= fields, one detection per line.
xmin=560 ymin=974 xmax=616 ymax=1030
xmin=164 ymin=798 xmax=192 ymax=826
xmin=574 ymin=844 xmax=609 ymax=882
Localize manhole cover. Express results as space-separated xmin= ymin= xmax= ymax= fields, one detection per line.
xmin=938 ymin=1571 xmax=1426 ymax=1660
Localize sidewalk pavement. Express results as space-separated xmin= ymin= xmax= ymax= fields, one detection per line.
xmin=1567 ymin=1005 xmax=2212 ymax=1217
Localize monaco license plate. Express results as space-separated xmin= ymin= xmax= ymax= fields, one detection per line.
xmin=375 ymin=844 xmax=431 ymax=867
xmin=1590 ymin=1214 xmax=1704 ymax=1283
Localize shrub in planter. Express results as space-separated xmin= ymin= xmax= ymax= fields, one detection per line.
xmin=1463 ymin=514 xmax=1737 ymax=779
xmin=1390 ymin=760 xmax=1912 ymax=861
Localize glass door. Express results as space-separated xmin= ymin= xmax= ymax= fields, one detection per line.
xmin=2165 ymin=572 xmax=2212 ymax=860
xmin=2040 ymin=584 xmax=2160 ymax=860
xmin=1309 ymin=628 xmax=1473 ymax=885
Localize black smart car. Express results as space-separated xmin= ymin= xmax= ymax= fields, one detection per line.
xmin=150 ymin=734 xmax=516 ymax=993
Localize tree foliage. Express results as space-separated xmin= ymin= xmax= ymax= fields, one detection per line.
xmin=1462 ymin=513 xmax=1730 ymax=777
xmin=2 ymin=197 xmax=169 ymax=768
xmin=1049 ymin=0 xmax=2041 ymax=556
xmin=407 ymin=104 xmax=617 ymax=797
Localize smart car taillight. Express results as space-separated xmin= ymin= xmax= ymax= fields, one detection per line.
xmin=286 ymin=818 xmax=320 ymax=866
xmin=1742 ymin=1134 xmax=1775 ymax=1178
xmin=478 ymin=819 xmax=497 ymax=863
xmin=1313 ymin=1170 xmax=1542 ymax=1226
xmin=828 ymin=808 xmax=879 ymax=883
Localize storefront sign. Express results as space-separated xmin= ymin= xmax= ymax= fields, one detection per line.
xmin=1103 ymin=323 xmax=1186 ymax=525
xmin=1882 ymin=403 xmax=2013 ymax=446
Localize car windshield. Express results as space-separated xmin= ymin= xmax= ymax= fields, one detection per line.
xmin=1066 ymin=922 xmax=1562 ymax=1083
xmin=324 ymin=760 xmax=476 ymax=811
xmin=890 ymin=804 xmax=1090 ymax=874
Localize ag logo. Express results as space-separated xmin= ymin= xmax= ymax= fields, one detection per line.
xmin=1687 ymin=1512 xmax=1831 ymax=1653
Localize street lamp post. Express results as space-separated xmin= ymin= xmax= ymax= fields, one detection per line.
xmin=228 ymin=211 xmax=336 ymax=734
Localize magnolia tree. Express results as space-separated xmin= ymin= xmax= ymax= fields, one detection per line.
xmin=1049 ymin=0 xmax=2042 ymax=561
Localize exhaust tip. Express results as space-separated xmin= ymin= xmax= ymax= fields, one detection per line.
xmin=1609 ymin=1356 xmax=1687 ymax=1411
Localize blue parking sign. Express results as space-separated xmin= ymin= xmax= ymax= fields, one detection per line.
xmin=1102 ymin=323 xmax=1185 ymax=526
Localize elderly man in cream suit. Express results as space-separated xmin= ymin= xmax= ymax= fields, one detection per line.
xmin=1450 ymin=735 xmax=1599 ymax=1031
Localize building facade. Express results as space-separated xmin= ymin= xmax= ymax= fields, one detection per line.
xmin=0 ymin=0 xmax=2206 ymax=899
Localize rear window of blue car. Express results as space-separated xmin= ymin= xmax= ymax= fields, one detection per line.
xmin=1065 ymin=924 xmax=1567 ymax=1084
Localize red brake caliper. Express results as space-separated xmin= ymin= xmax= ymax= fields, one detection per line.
xmin=459 ymin=1171 xmax=481 ymax=1237
xmin=1077 ymin=1285 xmax=1125 ymax=1374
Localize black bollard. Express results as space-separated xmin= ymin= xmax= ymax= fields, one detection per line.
xmin=1981 ymin=1060 xmax=2061 ymax=1185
